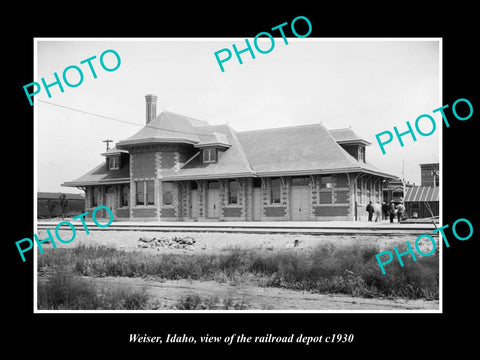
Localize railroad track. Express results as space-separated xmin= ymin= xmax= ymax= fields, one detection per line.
xmin=36 ymin=222 xmax=438 ymax=236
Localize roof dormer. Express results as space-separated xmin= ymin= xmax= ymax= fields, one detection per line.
xmin=330 ymin=128 xmax=370 ymax=163
xmin=101 ymin=146 xmax=129 ymax=171
xmin=194 ymin=131 xmax=231 ymax=164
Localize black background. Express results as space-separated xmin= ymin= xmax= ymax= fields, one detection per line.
xmin=5 ymin=4 xmax=478 ymax=356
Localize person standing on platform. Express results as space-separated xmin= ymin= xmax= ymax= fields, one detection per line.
xmin=382 ymin=202 xmax=389 ymax=220
xmin=366 ymin=201 xmax=374 ymax=221
xmin=373 ymin=202 xmax=382 ymax=222
xmin=397 ymin=202 xmax=405 ymax=224
xmin=389 ymin=201 xmax=396 ymax=223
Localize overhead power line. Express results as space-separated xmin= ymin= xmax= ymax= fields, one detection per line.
xmin=38 ymin=99 xmax=206 ymax=137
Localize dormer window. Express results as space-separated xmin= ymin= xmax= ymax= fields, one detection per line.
xmin=203 ymin=148 xmax=217 ymax=164
xmin=109 ymin=156 xmax=120 ymax=170
xmin=358 ymin=146 xmax=365 ymax=162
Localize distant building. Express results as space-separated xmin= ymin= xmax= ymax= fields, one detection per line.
xmin=382 ymin=179 xmax=414 ymax=205
xmin=420 ymin=163 xmax=439 ymax=187
xmin=404 ymin=163 xmax=439 ymax=219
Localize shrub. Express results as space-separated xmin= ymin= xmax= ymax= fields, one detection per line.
xmin=37 ymin=266 xmax=152 ymax=310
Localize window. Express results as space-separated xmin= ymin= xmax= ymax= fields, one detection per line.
xmin=146 ymin=180 xmax=154 ymax=205
xmin=136 ymin=180 xmax=155 ymax=206
xmin=271 ymin=178 xmax=281 ymax=204
xmin=162 ymin=152 xmax=174 ymax=169
xmin=253 ymin=178 xmax=262 ymax=188
xmin=228 ymin=180 xmax=239 ymax=204
xmin=163 ymin=182 xmax=173 ymax=205
xmin=121 ymin=185 xmax=129 ymax=207
xmin=358 ymin=147 xmax=365 ymax=162
xmin=91 ymin=187 xmax=100 ymax=207
xmin=321 ymin=175 xmax=332 ymax=189
xmin=291 ymin=176 xmax=309 ymax=186
xmin=136 ymin=181 xmax=145 ymax=205
xmin=336 ymin=174 xmax=348 ymax=188
xmin=108 ymin=156 xmax=119 ymax=170
xmin=203 ymin=148 xmax=217 ymax=163
xmin=208 ymin=181 xmax=220 ymax=190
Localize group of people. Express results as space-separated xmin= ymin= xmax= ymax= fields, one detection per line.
xmin=366 ymin=200 xmax=405 ymax=223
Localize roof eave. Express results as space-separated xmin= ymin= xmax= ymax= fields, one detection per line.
xmin=337 ymin=139 xmax=372 ymax=146
xmin=255 ymin=167 xmax=398 ymax=179
xmin=61 ymin=178 xmax=131 ymax=187
xmin=101 ymin=149 xmax=129 ymax=156
xmin=160 ymin=167 xmax=399 ymax=180
xmin=117 ymin=137 xmax=199 ymax=148
xmin=194 ymin=143 xmax=232 ymax=149
xmin=161 ymin=172 xmax=256 ymax=181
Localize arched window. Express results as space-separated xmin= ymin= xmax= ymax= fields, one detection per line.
xmin=92 ymin=187 xmax=100 ymax=207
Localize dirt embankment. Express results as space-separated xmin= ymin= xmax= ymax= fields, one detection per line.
xmin=83 ymin=276 xmax=439 ymax=311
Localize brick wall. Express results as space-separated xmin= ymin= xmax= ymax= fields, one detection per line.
xmin=221 ymin=178 xmax=250 ymax=220
xmin=262 ymin=177 xmax=288 ymax=220
xmin=223 ymin=207 xmax=242 ymax=217
xmin=132 ymin=208 xmax=157 ymax=218
xmin=313 ymin=205 xmax=349 ymax=217
xmin=132 ymin=152 xmax=156 ymax=178
xmin=264 ymin=206 xmax=287 ymax=217
xmin=312 ymin=174 xmax=353 ymax=220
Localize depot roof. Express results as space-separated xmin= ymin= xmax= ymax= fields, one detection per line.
xmin=63 ymin=110 xmax=398 ymax=186
xmin=116 ymin=111 xmax=210 ymax=147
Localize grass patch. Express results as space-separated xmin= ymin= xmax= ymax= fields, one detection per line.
xmin=38 ymin=242 xmax=439 ymax=301
xmin=173 ymin=294 xmax=249 ymax=310
xmin=37 ymin=266 xmax=152 ymax=310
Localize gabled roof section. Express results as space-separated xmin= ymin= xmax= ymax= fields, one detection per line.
xmin=330 ymin=128 xmax=371 ymax=146
xmin=117 ymin=111 xmax=210 ymax=148
xmin=62 ymin=160 xmax=130 ymax=187
xmin=161 ymin=125 xmax=254 ymax=180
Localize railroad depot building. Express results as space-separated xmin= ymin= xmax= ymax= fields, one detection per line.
xmin=62 ymin=95 xmax=397 ymax=221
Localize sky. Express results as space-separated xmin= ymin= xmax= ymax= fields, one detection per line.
xmin=35 ymin=38 xmax=440 ymax=194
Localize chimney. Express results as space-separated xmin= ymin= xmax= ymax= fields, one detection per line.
xmin=145 ymin=94 xmax=158 ymax=124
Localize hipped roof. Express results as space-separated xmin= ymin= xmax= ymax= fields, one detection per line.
xmin=116 ymin=111 xmax=209 ymax=147
xmin=62 ymin=160 xmax=130 ymax=187
xmin=63 ymin=110 xmax=397 ymax=186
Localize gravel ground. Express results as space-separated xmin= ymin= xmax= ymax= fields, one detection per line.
xmin=37 ymin=229 xmax=425 ymax=255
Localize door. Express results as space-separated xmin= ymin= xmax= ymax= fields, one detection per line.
xmin=191 ymin=190 xmax=199 ymax=219
xmin=106 ymin=186 xmax=116 ymax=212
xmin=290 ymin=186 xmax=311 ymax=221
xmin=207 ymin=181 xmax=221 ymax=219
xmin=253 ymin=187 xmax=262 ymax=221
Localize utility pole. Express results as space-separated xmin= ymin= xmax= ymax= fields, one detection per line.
xmin=102 ymin=139 xmax=113 ymax=151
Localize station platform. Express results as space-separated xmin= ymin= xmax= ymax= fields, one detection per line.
xmin=36 ymin=218 xmax=440 ymax=236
